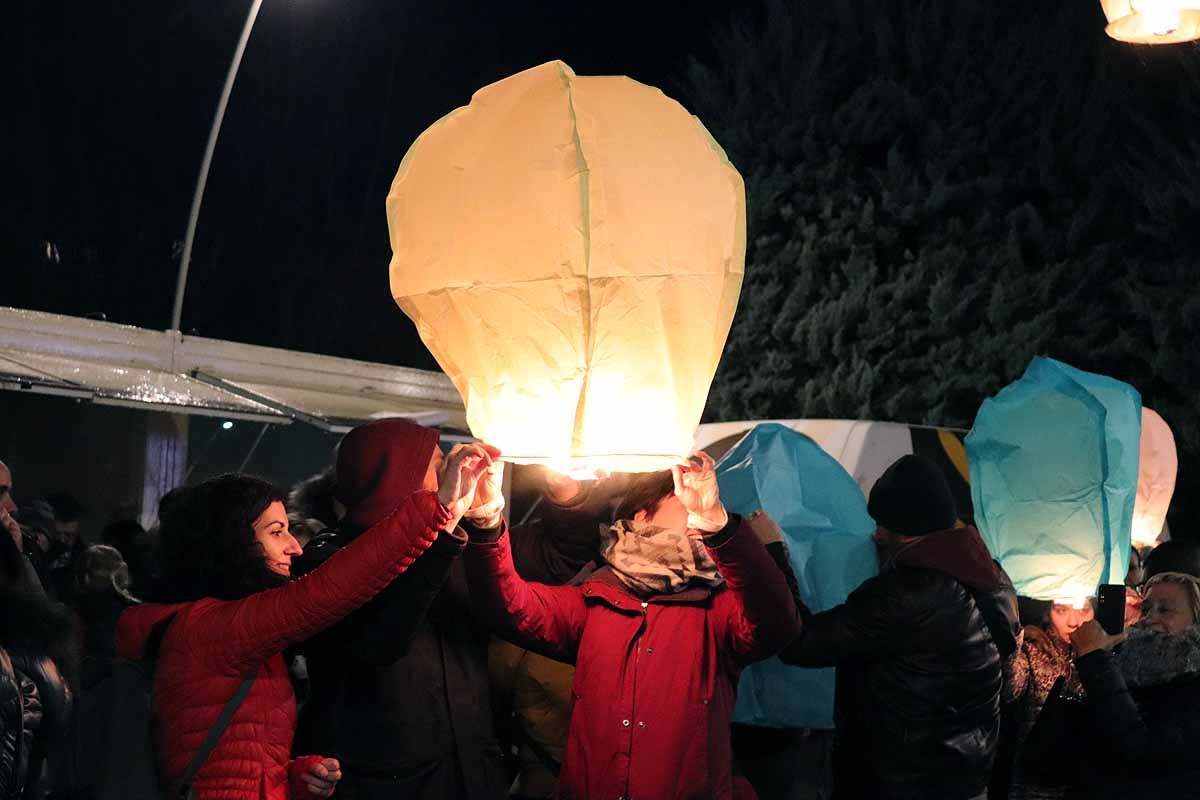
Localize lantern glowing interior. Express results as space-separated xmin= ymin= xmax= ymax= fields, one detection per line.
xmin=1101 ymin=0 xmax=1200 ymax=44
xmin=1132 ymin=407 xmax=1178 ymax=547
xmin=386 ymin=61 xmax=746 ymax=474
xmin=967 ymin=357 xmax=1140 ymax=602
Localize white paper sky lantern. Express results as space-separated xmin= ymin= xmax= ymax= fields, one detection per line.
xmin=387 ymin=61 xmax=746 ymax=474
xmin=1101 ymin=0 xmax=1200 ymax=44
xmin=1132 ymin=407 xmax=1178 ymax=547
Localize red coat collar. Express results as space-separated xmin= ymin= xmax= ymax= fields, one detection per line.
xmin=583 ymin=566 xmax=717 ymax=611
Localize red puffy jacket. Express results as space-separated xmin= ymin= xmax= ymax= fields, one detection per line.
xmin=115 ymin=491 xmax=450 ymax=800
xmin=464 ymin=516 xmax=802 ymax=800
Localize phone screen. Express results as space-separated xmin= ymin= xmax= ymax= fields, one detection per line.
xmin=1096 ymin=584 xmax=1126 ymax=635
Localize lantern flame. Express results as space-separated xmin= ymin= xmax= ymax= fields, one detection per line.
xmin=1135 ymin=0 xmax=1182 ymax=32
xmin=1102 ymin=0 xmax=1200 ymax=43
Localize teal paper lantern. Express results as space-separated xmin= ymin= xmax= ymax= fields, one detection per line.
xmin=966 ymin=357 xmax=1140 ymax=602
xmin=717 ymin=423 xmax=878 ymax=729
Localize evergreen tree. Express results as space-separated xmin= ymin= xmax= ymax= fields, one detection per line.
xmin=682 ymin=0 xmax=1200 ymax=528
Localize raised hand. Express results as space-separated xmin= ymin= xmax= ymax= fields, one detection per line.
xmin=671 ymin=451 xmax=729 ymax=531
xmin=1070 ymin=619 xmax=1127 ymax=657
xmin=437 ymin=443 xmax=501 ymax=532
xmin=464 ymin=459 xmax=507 ymax=530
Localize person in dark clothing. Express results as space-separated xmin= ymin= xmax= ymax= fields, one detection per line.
xmin=98 ymin=519 xmax=153 ymax=597
xmin=779 ymin=455 xmax=1020 ymax=800
xmin=1143 ymin=539 xmax=1200 ymax=580
xmin=41 ymin=493 xmax=86 ymax=604
xmin=1039 ymin=571 xmax=1200 ymax=800
xmin=296 ymin=420 xmax=508 ymax=800
xmin=0 ymin=527 xmax=75 ymax=800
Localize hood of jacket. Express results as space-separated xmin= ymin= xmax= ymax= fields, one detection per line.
xmin=334 ymin=419 xmax=441 ymax=534
xmin=889 ymin=525 xmax=1006 ymax=592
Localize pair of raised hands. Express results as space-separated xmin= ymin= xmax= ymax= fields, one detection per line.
xmin=435 ymin=443 xmax=505 ymax=533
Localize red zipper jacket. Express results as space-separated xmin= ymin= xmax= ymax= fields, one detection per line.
xmin=464 ymin=515 xmax=801 ymax=800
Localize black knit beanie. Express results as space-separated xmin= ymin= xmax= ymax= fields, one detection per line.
xmin=867 ymin=455 xmax=958 ymax=537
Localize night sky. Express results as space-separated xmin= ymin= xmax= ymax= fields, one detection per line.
xmin=6 ymin=0 xmax=737 ymax=369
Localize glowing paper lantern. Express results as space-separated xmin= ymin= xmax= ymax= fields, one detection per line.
xmin=967 ymin=357 xmax=1140 ymax=602
xmin=1101 ymin=0 xmax=1200 ymax=44
xmin=716 ymin=423 xmax=878 ymax=729
xmin=1132 ymin=407 xmax=1177 ymax=547
xmin=387 ymin=61 xmax=745 ymax=474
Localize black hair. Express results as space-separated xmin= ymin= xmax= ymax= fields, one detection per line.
xmin=287 ymin=467 xmax=340 ymax=530
xmin=1145 ymin=540 xmax=1200 ymax=581
xmin=612 ymin=471 xmax=676 ymax=524
xmin=157 ymin=473 xmax=288 ymax=602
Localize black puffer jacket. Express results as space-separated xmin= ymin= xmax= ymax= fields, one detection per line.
xmin=0 ymin=577 xmax=76 ymax=800
xmin=779 ymin=527 xmax=1019 ymax=800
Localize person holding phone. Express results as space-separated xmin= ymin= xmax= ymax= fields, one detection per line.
xmin=1062 ymin=572 xmax=1200 ymax=799
xmin=1001 ymin=600 xmax=1094 ymax=799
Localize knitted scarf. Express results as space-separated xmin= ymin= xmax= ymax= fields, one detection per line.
xmin=599 ymin=520 xmax=723 ymax=596
xmin=1115 ymin=624 xmax=1200 ymax=689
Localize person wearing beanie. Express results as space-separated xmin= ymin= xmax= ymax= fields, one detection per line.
xmin=779 ymin=454 xmax=1020 ymax=800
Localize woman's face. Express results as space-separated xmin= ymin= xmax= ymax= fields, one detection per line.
xmin=253 ymin=501 xmax=303 ymax=577
xmin=1140 ymin=582 xmax=1197 ymax=635
xmin=1049 ymin=602 xmax=1094 ymax=642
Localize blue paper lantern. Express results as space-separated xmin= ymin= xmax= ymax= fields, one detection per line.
xmin=716 ymin=423 xmax=878 ymax=729
xmin=966 ymin=357 xmax=1140 ymax=601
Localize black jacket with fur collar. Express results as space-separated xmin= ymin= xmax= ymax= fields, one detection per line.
xmin=0 ymin=577 xmax=77 ymax=800
xmin=1067 ymin=625 xmax=1200 ymax=800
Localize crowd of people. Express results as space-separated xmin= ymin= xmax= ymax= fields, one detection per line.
xmin=1 ymin=422 xmax=1199 ymax=800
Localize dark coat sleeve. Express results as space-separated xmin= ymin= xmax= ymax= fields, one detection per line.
xmin=305 ymin=528 xmax=468 ymax=665
xmin=777 ymin=571 xmax=920 ymax=667
xmin=1076 ymin=650 xmax=1200 ymax=768
xmin=705 ymin=517 xmax=804 ymax=666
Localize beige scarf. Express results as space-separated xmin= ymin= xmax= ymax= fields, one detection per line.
xmin=599 ymin=520 xmax=724 ymax=596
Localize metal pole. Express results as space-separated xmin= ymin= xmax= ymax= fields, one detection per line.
xmin=170 ymin=0 xmax=265 ymax=331
xmin=237 ymin=422 xmax=271 ymax=472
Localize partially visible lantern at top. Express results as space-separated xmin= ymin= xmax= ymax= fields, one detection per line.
xmin=387 ymin=61 xmax=746 ymax=474
xmin=1101 ymin=0 xmax=1200 ymax=43
xmin=1132 ymin=407 xmax=1178 ymax=547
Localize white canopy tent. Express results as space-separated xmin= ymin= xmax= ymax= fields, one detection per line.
xmin=0 ymin=307 xmax=466 ymax=431
xmin=0 ymin=306 xmax=466 ymax=525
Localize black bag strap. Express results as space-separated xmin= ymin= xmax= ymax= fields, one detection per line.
xmin=172 ymin=668 xmax=259 ymax=799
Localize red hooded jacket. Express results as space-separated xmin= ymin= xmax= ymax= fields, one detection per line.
xmin=115 ymin=484 xmax=449 ymax=800
xmin=464 ymin=516 xmax=802 ymax=800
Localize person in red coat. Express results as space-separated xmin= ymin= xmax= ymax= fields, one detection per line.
xmin=462 ymin=453 xmax=803 ymax=800
xmin=115 ymin=438 xmax=497 ymax=800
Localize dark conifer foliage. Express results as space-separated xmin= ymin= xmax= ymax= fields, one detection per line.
xmin=681 ymin=0 xmax=1200 ymax=530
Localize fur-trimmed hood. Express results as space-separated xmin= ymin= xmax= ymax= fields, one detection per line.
xmin=1115 ymin=624 xmax=1200 ymax=689
xmin=0 ymin=584 xmax=79 ymax=686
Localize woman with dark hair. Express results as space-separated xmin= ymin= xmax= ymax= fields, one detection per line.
xmin=114 ymin=440 xmax=496 ymax=800
xmin=1001 ymin=600 xmax=1094 ymax=799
